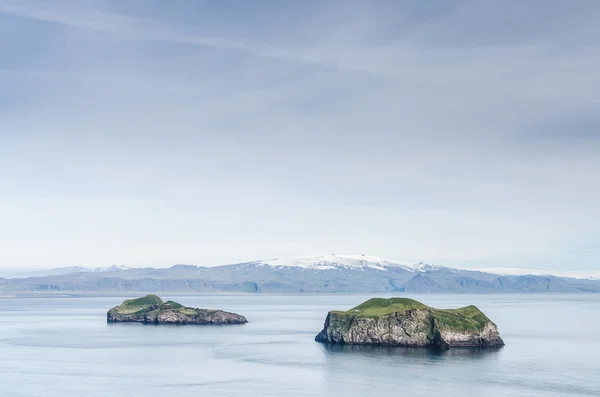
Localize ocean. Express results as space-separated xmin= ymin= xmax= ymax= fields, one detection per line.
xmin=1 ymin=294 xmax=599 ymax=396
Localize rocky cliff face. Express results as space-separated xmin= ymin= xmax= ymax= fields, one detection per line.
xmin=107 ymin=295 xmax=247 ymax=325
xmin=315 ymin=302 xmax=504 ymax=349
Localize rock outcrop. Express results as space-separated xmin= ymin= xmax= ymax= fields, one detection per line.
xmin=315 ymin=298 xmax=504 ymax=349
xmin=107 ymin=295 xmax=247 ymax=325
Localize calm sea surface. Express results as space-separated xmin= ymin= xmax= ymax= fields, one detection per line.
xmin=1 ymin=294 xmax=599 ymax=397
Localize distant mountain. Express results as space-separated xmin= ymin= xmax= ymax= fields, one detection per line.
xmin=4 ymin=265 xmax=132 ymax=278
xmin=1 ymin=254 xmax=599 ymax=294
xmin=257 ymin=254 xmax=442 ymax=272
xmin=473 ymin=267 xmax=600 ymax=280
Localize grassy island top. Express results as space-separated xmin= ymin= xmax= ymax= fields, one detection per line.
xmin=330 ymin=297 xmax=493 ymax=332
xmin=111 ymin=294 xmax=207 ymax=316
xmin=333 ymin=298 xmax=429 ymax=316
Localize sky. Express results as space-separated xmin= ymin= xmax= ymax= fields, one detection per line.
xmin=0 ymin=0 xmax=599 ymax=270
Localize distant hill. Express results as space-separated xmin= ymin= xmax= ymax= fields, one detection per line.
xmin=0 ymin=265 xmax=131 ymax=279
xmin=1 ymin=254 xmax=599 ymax=294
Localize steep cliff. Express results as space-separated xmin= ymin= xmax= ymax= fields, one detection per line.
xmin=107 ymin=295 xmax=247 ymax=325
xmin=315 ymin=298 xmax=504 ymax=349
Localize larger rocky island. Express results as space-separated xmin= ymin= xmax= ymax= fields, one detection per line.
xmin=315 ymin=297 xmax=504 ymax=349
xmin=107 ymin=295 xmax=247 ymax=325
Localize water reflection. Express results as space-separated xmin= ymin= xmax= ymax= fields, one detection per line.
xmin=320 ymin=343 xmax=503 ymax=361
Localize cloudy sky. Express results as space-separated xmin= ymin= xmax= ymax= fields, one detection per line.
xmin=0 ymin=0 xmax=599 ymax=270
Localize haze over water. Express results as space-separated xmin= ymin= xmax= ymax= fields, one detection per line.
xmin=1 ymin=294 xmax=599 ymax=396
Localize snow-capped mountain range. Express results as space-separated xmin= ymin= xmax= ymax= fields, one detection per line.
xmin=257 ymin=254 xmax=443 ymax=272
xmin=3 ymin=254 xmax=600 ymax=280
xmin=253 ymin=254 xmax=598 ymax=280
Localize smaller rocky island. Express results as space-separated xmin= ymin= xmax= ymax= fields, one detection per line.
xmin=107 ymin=295 xmax=247 ymax=325
xmin=315 ymin=298 xmax=504 ymax=349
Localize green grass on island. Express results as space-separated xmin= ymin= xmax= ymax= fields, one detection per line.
xmin=113 ymin=294 xmax=164 ymax=314
xmin=431 ymin=306 xmax=492 ymax=332
xmin=330 ymin=298 xmax=428 ymax=317
xmin=112 ymin=295 xmax=211 ymax=316
xmin=330 ymin=297 xmax=492 ymax=332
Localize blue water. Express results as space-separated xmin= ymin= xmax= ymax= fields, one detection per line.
xmin=0 ymin=294 xmax=599 ymax=396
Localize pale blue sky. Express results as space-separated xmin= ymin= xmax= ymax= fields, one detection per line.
xmin=0 ymin=0 xmax=599 ymax=269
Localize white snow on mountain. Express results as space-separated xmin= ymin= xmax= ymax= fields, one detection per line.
xmin=60 ymin=265 xmax=131 ymax=274
xmin=258 ymin=254 xmax=442 ymax=272
xmin=93 ymin=265 xmax=131 ymax=273
xmin=474 ymin=267 xmax=600 ymax=280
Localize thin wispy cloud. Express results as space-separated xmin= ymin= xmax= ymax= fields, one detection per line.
xmin=0 ymin=0 xmax=598 ymax=269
